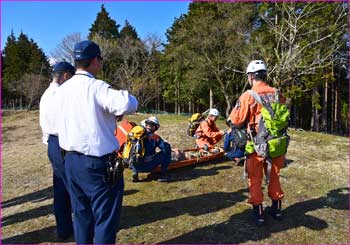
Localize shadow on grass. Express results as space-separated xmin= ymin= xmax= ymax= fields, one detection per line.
xmin=120 ymin=188 xmax=248 ymax=229
xmin=171 ymin=164 xmax=233 ymax=182
xmin=1 ymin=226 xmax=75 ymax=244
xmin=140 ymin=161 xmax=233 ymax=182
xmin=2 ymin=186 xmax=53 ymax=209
xmin=1 ymin=188 xmax=139 ymax=228
xmin=160 ymin=187 xmax=349 ymax=244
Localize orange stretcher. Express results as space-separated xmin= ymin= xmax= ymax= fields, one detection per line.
xmin=152 ymin=147 xmax=224 ymax=173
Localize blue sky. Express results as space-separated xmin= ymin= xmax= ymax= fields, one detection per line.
xmin=1 ymin=1 xmax=190 ymax=56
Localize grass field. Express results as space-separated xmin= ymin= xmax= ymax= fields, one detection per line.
xmin=1 ymin=110 xmax=349 ymax=244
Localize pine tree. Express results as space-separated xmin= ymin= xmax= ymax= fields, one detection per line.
xmin=120 ymin=20 xmax=139 ymax=40
xmin=3 ymin=31 xmax=21 ymax=100
xmin=88 ymin=4 xmax=120 ymax=40
xmin=2 ymin=31 xmax=50 ymax=108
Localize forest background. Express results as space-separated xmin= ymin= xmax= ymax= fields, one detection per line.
xmin=2 ymin=2 xmax=349 ymax=135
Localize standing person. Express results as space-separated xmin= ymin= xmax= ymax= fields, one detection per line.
xmin=131 ymin=116 xmax=172 ymax=182
xmin=229 ymin=60 xmax=285 ymax=226
xmin=39 ymin=61 xmax=75 ymax=241
xmin=195 ymin=108 xmax=225 ymax=149
xmin=54 ymin=40 xmax=138 ymax=244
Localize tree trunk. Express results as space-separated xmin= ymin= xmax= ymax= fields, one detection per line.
xmin=156 ymin=78 xmax=160 ymax=112
xmin=322 ymin=78 xmax=328 ymax=132
xmin=311 ymin=87 xmax=319 ymax=131
xmin=331 ymin=81 xmax=335 ymax=133
xmin=334 ymin=72 xmax=340 ymax=133
xmin=209 ymin=88 xmax=213 ymax=109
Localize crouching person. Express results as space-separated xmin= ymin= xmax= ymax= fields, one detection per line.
xmin=131 ymin=116 xmax=172 ymax=182
xmin=223 ymin=119 xmax=246 ymax=165
xmin=194 ymin=108 xmax=225 ymax=150
xmin=223 ymin=127 xmax=245 ymax=165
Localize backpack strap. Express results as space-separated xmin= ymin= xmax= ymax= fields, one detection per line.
xmin=247 ymin=90 xmax=275 ymax=118
xmin=275 ymin=89 xmax=280 ymax=103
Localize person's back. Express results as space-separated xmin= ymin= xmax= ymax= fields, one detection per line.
xmin=54 ymin=40 xmax=138 ymax=244
xmin=57 ymin=73 xmax=135 ymax=156
xmin=39 ymin=61 xmax=75 ymax=241
xmin=223 ymin=128 xmax=245 ymax=163
xmin=229 ymin=60 xmax=286 ymax=227
xmin=232 ymin=82 xmax=283 ymax=134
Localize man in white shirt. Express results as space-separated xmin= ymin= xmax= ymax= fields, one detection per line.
xmin=39 ymin=61 xmax=75 ymax=241
xmin=54 ymin=40 xmax=138 ymax=244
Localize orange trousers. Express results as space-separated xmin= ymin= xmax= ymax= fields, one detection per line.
xmin=195 ymin=135 xmax=222 ymax=148
xmin=246 ymin=153 xmax=285 ymax=205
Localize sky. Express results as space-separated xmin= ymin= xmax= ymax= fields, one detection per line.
xmin=1 ymin=1 xmax=190 ymax=57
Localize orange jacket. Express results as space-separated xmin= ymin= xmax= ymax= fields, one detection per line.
xmin=195 ymin=119 xmax=223 ymax=147
xmin=229 ymin=81 xmax=285 ymax=133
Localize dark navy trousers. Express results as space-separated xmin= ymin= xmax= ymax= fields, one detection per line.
xmin=47 ymin=135 xmax=73 ymax=238
xmin=131 ymin=151 xmax=171 ymax=174
xmin=65 ymin=152 xmax=124 ymax=244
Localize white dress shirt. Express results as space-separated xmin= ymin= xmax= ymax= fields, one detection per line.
xmin=39 ymin=82 xmax=60 ymax=144
xmin=54 ymin=71 xmax=138 ymax=157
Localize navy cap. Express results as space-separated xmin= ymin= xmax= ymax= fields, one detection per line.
xmin=73 ymin=40 xmax=101 ymax=60
xmin=53 ymin=61 xmax=75 ymax=75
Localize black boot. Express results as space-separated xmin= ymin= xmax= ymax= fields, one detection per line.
xmin=265 ymin=200 xmax=282 ymax=220
xmin=253 ymin=204 xmax=265 ymax=226
xmin=131 ymin=173 xmax=139 ymax=182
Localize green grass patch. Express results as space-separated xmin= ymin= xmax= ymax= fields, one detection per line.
xmin=1 ymin=110 xmax=349 ymax=244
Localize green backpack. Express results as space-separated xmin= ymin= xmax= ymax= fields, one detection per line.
xmin=246 ymin=90 xmax=290 ymax=158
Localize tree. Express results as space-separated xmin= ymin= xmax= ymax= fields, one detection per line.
xmin=162 ymin=3 xmax=256 ymax=115
xmin=51 ymin=32 xmax=84 ymax=64
xmin=2 ymin=31 xmax=50 ymax=109
xmin=120 ymin=20 xmax=139 ymax=40
xmin=253 ymin=2 xmax=348 ymax=131
xmin=88 ymin=4 xmax=120 ymax=40
xmin=2 ymin=31 xmax=20 ymax=100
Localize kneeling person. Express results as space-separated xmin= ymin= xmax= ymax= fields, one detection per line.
xmin=195 ymin=108 xmax=225 ymax=150
xmin=131 ymin=116 xmax=172 ymax=182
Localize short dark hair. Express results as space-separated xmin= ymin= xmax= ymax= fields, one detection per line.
xmin=75 ymin=58 xmax=93 ymax=69
xmin=252 ymin=71 xmax=267 ymax=81
xmin=52 ymin=71 xmax=65 ymax=81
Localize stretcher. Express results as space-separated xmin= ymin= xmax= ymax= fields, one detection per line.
xmin=152 ymin=147 xmax=225 ymax=173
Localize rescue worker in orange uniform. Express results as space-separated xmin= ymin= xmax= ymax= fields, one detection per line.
xmin=195 ymin=108 xmax=225 ymax=149
xmin=229 ymin=60 xmax=285 ymax=226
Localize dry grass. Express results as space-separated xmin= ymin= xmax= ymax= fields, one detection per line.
xmin=1 ymin=110 xmax=349 ymax=244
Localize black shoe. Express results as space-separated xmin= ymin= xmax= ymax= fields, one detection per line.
xmin=158 ymin=174 xmax=171 ymax=182
xmin=131 ymin=173 xmax=139 ymax=182
xmin=265 ymin=200 xmax=282 ymax=220
xmin=57 ymin=232 xmax=73 ymax=242
xmin=253 ymin=204 xmax=265 ymax=226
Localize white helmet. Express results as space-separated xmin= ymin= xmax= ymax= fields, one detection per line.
xmin=246 ymin=60 xmax=267 ymax=74
xmin=209 ymin=108 xmax=220 ymax=117
xmin=146 ymin=116 xmax=160 ymax=129
xmin=140 ymin=119 xmax=147 ymax=128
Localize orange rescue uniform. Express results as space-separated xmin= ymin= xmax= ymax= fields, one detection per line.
xmin=195 ymin=119 xmax=223 ymax=148
xmin=229 ymin=81 xmax=285 ymax=205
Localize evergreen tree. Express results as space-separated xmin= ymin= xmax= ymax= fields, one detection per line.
xmin=120 ymin=20 xmax=139 ymax=40
xmin=2 ymin=31 xmax=50 ymax=108
xmin=88 ymin=4 xmax=120 ymax=40
xmin=2 ymin=31 xmax=20 ymax=97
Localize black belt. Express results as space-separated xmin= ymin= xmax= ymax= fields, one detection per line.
xmin=63 ymin=150 xmax=114 ymax=158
